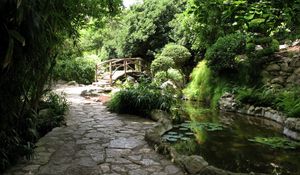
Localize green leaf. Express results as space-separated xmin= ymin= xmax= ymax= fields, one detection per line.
xmin=8 ymin=30 xmax=25 ymax=46
xmin=3 ymin=38 xmax=14 ymax=68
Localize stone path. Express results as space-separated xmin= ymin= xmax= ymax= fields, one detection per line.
xmin=5 ymin=85 xmax=184 ymax=175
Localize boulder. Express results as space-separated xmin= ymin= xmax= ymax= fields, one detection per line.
xmin=67 ymin=81 xmax=78 ymax=86
xmin=264 ymin=110 xmax=286 ymax=124
xmin=270 ymin=77 xmax=284 ymax=85
xmin=177 ymin=155 xmax=208 ymax=174
xmin=266 ymin=64 xmax=280 ymax=71
xmin=219 ymin=93 xmax=238 ymax=112
xmin=284 ymin=118 xmax=300 ymax=132
xmin=283 ymin=128 xmax=300 ymax=141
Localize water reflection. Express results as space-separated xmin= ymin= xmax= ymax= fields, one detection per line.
xmin=167 ymin=101 xmax=300 ymax=175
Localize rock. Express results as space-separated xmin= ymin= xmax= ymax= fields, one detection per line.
xmin=219 ymin=93 xmax=237 ymax=112
xmin=287 ymin=74 xmax=297 ymax=83
xmin=285 ymin=118 xmax=300 ymax=131
xmin=270 ymin=77 xmax=285 ymax=85
xmin=254 ymin=107 xmax=264 ymax=117
xmin=283 ymin=128 xmax=300 ymax=141
xmin=109 ymin=137 xmax=144 ymax=149
xmin=160 ymin=80 xmax=177 ymax=90
xmin=177 ymin=155 xmax=208 ymax=174
xmin=150 ymin=110 xmax=171 ymax=122
xmin=255 ymin=45 xmax=263 ymax=50
xmin=67 ymin=81 xmax=78 ymax=86
xmin=39 ymin=108 xmax=51 ymax=118
xmin=266 ymin=64 xmax=281 ymax=71
xmin=294 ymin=67 xmax=300 ymax=74
xmin=247 ymin=106 xmax=255 ymax=115
xmin=264 ymin=110 xmax=286 ymax=124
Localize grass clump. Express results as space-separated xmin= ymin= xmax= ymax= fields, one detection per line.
xmin=37 ymin=92 xmax=69 ymax=136
xmin=276 ymin=89 xmax=300 ymax=118
xmin=236 ymin=87 xmax=300 ymax=118
xmin=183 ymin=60 xmax=230 ymax=109
xmin=108 ymin=83 xmax=173 ymax=116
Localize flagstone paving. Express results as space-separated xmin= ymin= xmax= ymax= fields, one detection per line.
xmin=5 ymin=85 xmax=184 ymax=175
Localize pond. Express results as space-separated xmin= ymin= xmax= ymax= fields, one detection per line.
xmin=163 ymin=102 xmax=300 ymax=175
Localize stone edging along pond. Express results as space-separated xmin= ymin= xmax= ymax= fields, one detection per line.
xmin=219 ymin=93 xmax=300 ymax=141
xmin=145 ymin=110 xmax=268 ymax=175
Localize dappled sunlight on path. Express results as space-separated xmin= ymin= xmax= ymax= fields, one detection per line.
xmin=5 ymin=85 xmax=183 ymax=175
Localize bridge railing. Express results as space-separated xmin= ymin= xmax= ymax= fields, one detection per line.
xmin=95 ymin=58 xmax=145 ymax=85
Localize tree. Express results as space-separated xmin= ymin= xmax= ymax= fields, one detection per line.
xmin=0 ymin=0 xmax=121 ymax=171
xmin=185 ymin=0 xmax=300 ymax=51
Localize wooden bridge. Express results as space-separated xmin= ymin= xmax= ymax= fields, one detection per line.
xmin=94 ymin=58 xmax=146 ymax=86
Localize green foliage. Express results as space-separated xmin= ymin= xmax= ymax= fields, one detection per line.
xmin=0 ymin=0 xmax=121 ymax=172
xmin=37 ymin=92 xmax=69 ymax=136
xmin=183 ymin=60 xmax=212 ymax=101
xmin=246 ymin=37 xmax=280 ymax=60
xmin=160 ymin=44 xmax=191 ymax=67
xmin=108 ymin=83 xmax=173 ymax=116
xmin=205 ymin=33 xmax=246 ymax=74
xmin=249 ymin=137 xmax=300 ymax=149
xmin=173 ymin=140 xmax=197 ymax=155
xmin=94 ymin=0 xmax=185 ymax=60
xmin=186 ymin=0 xmax=300 ymax=51
xmin=53 ymin=57 xmax=96 ymax=84
xmin=153 ymin=69 xmax=184 ymax=86
xmin=276 ymin=89 xmax=300 ymax=118
xmin=150 ymin=56 xmax=175 ymax=74
xmin=236 ymin=87 xmax=300 ymax=118
xmin=183 ymin=60 xmax=230 ymax=108
xmin=236 ymin=87 xmax=276 ymax=107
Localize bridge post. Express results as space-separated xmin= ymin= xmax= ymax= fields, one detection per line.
xmin=124 ymin=59 xmax=127 ymax=78
xmin=95 ymin=64 xmax=98 ymax=82
xmin=109 ymin=61 xmax=112 ymax=85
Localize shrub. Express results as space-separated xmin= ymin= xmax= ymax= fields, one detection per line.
xmin=160 ymin=44 xmax=191 ymax=67
xmin=183 ymin=60 xmax=229 ymax=108
xmin=153 ymin=68 xmax=184 ymax=86
xmin=153 ymin=71 xmax=168 ymax=85
xmin=108 ymin=83 xmax=173 ymax=116
xmin=183 ymin=60 xmax=213 ymax=102
xmin=150 ymin=56 xmax=175 ymax=74
xmin=246 ymin=37 xmax=279 ymax=62
xmin=205 ymin=33 xmax=246 ymax=74
xmin=276 ymin=88 xmax=300 ymax=118
xmin=236 ymin=87 xmax=276 ymax=107
xmin=236 ymin=87 xmax=300 ymax=118
xmin=53 ymin=57 xmax=96 ymax=84
xmin=37 ymin=92 xmax=69 ymax=136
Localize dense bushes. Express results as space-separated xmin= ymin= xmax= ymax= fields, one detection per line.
xmin=205 ymin=33 xmax=246 ymax=75
xmin=53 ymin=57 xmax=96 ymax=84
xmin=160 ymin=44 xmax=191 ymax=67
xmin=237 ymin=87 xmax=300 ymax=118
xmin=37 ymin=92 xmax=69 ymax=136
xmin=0 ymin=92 xmax=68 ymax=172
xmin=150 ymin=56 xmax=175 ymax=74
xmin=108 ymin=83 xmax=173 ymax=116
xmin=153 ymin=68 xmax=184 ymax=87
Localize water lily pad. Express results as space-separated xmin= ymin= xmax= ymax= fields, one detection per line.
xmin=173 ymin=124 xmax=180 ymax=128
xmin=185 ymin=132 xmax=194 ymax=136
xmin=167 ymin=131 xmax=178 ymax=135
xmin=179 ymin=127 xmax=189 ymax=131
xmin=180 ymin=137 xmax=191 ymax=141
xmin=180 ymin=123 xmax=190 ymax=128
xmin=166 ymin=137 xmax=178 ymax=142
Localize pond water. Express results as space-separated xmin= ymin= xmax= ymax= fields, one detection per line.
xmin=164 ymin=102 xmax=300 ymax=175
